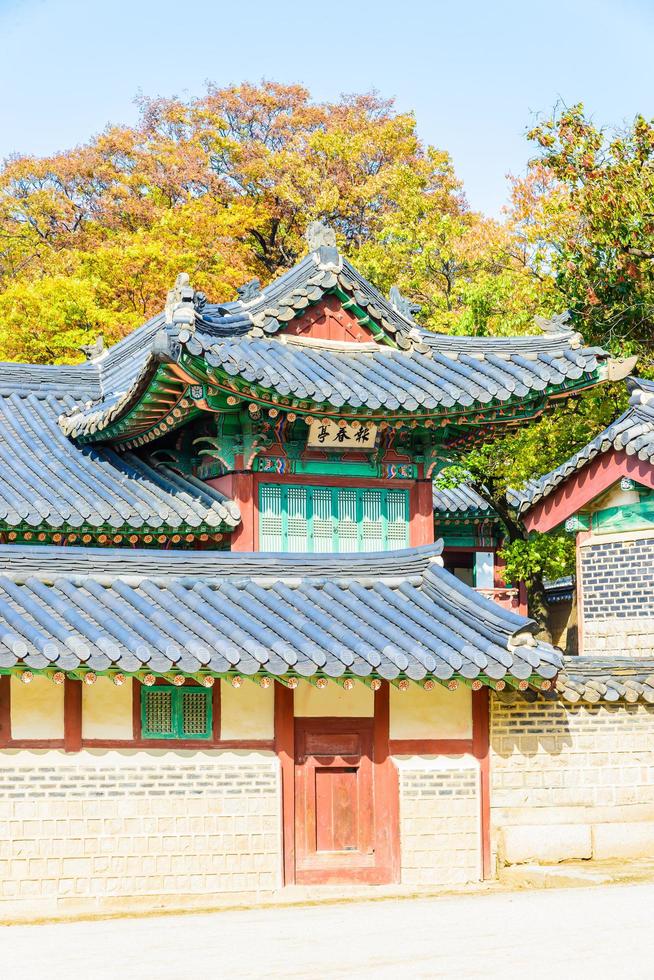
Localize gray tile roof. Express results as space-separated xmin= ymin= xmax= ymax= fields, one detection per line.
xmin=56 ymin=243 xmax=608 ymax=441
xmin=192 ymin=330 xmax=601 ymax=412
xmin=0 ymin=542 xmax=562 ymax=683
xmin=510 ymin=378 xmax=654 ymax=514
xmin=0 ymin=387 xmax=239 ymax=532
xmin=555 ymin=656 xmax=654 ymax=703
xmin=433 ymin=483 xmax=495 ymax=518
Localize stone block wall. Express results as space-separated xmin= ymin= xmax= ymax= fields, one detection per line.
xmin=490 ymin=696 xmax=654 ymax=866
xmin=0 ymin=749 xmax=280 ymax=919
xmin=580 ymin=536 xmax=654 ymax=655
xmin=396 ymin=756 xmax=480 ymax=886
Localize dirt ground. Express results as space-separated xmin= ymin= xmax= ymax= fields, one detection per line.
xmin=3 ymin=880 xmax=654 ymax=979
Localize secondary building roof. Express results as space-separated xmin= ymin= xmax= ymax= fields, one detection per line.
xmin=432 ymin=483 xmax=495 ymax=521
xmin=0 ymin=368 xmax=239 ymax=542
xmin=511 ymin=377 xmax=654 ymax=516
xmin=0 ymin=541 xmax=561 ymax=687
xmin=555 ymin=656 xmax=654 ymax=704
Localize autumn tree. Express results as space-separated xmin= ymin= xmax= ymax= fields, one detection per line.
xmin=0 ymin=81 xmax=541 ymax=362
xmin=511 ymin=103 xmax=654 ymax=361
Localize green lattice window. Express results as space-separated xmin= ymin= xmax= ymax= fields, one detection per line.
xmin=259 ymin=484 xmax=409 ymax=553
xmin=141 ymin=686 xmax=213 ymax=740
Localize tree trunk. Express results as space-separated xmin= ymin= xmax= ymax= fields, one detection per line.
xmin=526 ymin=572 xmax=553 ymax=644
xmin=473 ymin=488 xmax=554 ymax=643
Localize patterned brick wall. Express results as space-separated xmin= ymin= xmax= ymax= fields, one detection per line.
xmin=397 ymin=758 xmax=480 ymax=886
xmin=0 ymin=750 xmax=280 ymax=918
xmin=490 ymin=696 xmax=654 ymax=864
xmin=581 ymin=537 xmax=654 ymax=620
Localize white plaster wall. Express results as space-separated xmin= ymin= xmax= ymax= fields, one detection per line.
xmin=220 ymin=681 xmax=274 ymax=739
xmin=82 ymin=677 xmax=133 ymax=740
xmin=10 ymin=676 xmax=64 ymax=741
xmin=587 ymin=483 xmax=640 ymax=513
xmin=390 ymin=684 xmax=472 ymax=739
xmin=294 ymin=680 xmax=374 ymax=717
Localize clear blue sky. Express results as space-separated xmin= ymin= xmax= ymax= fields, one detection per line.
xmin=0 ymin=0 xmax=652 ymax=216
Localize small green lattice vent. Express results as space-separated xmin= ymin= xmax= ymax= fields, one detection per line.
xmin=143 ymin=690 xmax=174 ymax=736
xmin=142 ymin=686 xmax=212 ymax=740
xmin=181 ymin=690 xmax=211 ymax=736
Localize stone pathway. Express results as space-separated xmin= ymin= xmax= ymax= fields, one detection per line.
xmin=3 ymin=881 xmax=654 ymax=979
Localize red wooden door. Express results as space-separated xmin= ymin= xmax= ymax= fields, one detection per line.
xmin=295 ymin=718 xmax=385 ymax=884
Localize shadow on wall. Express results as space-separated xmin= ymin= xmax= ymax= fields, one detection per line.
xmin=547 ymin=593 xmax=577 ymax=655
xmin=491 ymin=697 xmax=573 ymax=758
xmin=492 ymin=698 xmax=654 ymax=759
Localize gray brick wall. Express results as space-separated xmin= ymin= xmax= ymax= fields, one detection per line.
xmin=581 ymin=537 xmax=654 ymax=620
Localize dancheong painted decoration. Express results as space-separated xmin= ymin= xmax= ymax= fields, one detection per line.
xmin=0 ymin=220 xmax=651 ymax=913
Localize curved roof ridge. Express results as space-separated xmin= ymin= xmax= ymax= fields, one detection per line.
xmin=0 ymin=540 xmax=445 ymax=585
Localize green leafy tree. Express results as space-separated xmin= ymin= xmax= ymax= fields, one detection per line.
xmin=512 ymin=103 xmax=654 ymax=361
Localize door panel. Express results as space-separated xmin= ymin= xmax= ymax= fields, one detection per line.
xmin=295 ymin=718 xmax=383 ymax=883
xmin=315 ymin=767 xmax=357 ymax=851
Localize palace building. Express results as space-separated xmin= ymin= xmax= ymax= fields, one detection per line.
xmin=0 ymin=221 xmax=651 ymax=918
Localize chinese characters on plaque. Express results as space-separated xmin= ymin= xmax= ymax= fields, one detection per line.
xmin=307 ymin=418 xmax=378 ymax=451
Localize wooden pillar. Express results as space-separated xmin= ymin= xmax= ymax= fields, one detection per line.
xmin=472 ymin=687 xmax=491 ymax=879
xmin=373 ymin=682 xmax=400 ymax=882
xmin=230 ymin=472 xmax=257 ymax=551
xmin=0 ymin=675 xmax=9 ymax=747
xmin=411 ymin=480 xmax=435 ymax=547
xmin=274 ymin=682 xmax=295 ymax=886
xmin=64 ymin=677 xmax=82 ymax=753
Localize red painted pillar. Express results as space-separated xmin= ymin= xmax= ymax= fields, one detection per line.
xmin=411 ymin=480 xmax=435 ymax=547
xmin=374 ymin=682 xmax=400 ymax=882
xmin=209 ymin=472 xmax=257 ymax=552
xmin=64 ymin=678 xmax=82 ymax=753
xmin=472 ymin=687 xmax=491 ymax=879
xmin=275 ymin=683 xmax=295 ymax=886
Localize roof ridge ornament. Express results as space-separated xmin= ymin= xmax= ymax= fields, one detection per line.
xmin=389 ymin=286 xmax=421 ymax=321
xmin=533 ymin=310 xmax=573 ymax=335
xmin=604 ymin=355 xmax=639 ymax=382
xmin=79 ymin=335 xmax=105 ymax=362
xmin=533 ymin=309 xmax=588 ymax=350
xmin=165 ymin=272 xmax=196 ymax=327
xmin=237 ymin=278 xmax=262 ymax=304
xmin=305 ymin=219 xmax=341 ymax=271
xmin=306 ymin=220 xmax=336 ymax=251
